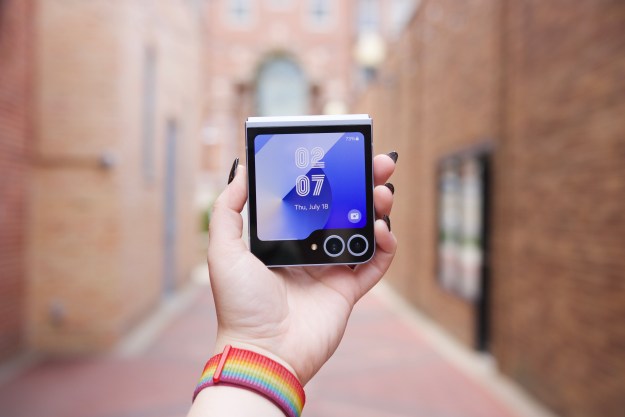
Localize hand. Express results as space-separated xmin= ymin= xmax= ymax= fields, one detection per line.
xmin=207 ymin=153 xmax=397 ymax=385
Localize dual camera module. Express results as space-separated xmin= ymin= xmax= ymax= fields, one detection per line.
xmin=323 ymin=234 xmax=369 ymax=258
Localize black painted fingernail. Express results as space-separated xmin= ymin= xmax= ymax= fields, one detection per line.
xmin=227 ymin=158 xmax=239 ymax=184
xmin=382 ymin=215 xmax=391 ymax=232
xmin=384 ymin=182 xmax=395 ymax=195
xmin=387 ymin=151 xmax=398 ymax=164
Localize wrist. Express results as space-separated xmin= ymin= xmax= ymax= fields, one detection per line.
xmin=190 ymin=385 xmax=284 ymax=417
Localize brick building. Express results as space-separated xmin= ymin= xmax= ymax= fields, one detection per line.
xmin=0 ymin=0 xmax=34 ymax=362
xmin=0 ymin=0 xmax=205 ymax=357
xmin=354 ymin=1 xmax=625 ymax=416
xmin=199 ymin=0 xmax=419 ymax=196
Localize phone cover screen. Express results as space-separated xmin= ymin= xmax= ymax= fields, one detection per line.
xmin=254 ymin=132 xmax=366 ymax=241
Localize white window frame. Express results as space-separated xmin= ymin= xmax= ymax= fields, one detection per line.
xmin=357 ymin=0 xmax=379 ymax=34
xmin=226 ymin=0 xmax=254 ymax=27
xmin=268 ymin=0 xmax=293 ymax=11
xmin=306 ymin=0 xmax=333 ymax=31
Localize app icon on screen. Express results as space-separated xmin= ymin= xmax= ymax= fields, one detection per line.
xmin=348 ymin=209 xmax=362 ymax=223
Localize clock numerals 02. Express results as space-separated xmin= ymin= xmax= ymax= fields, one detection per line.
xmin=295 ymin=147 xmax=325 ymax=169
xmin=294 ymin=147 xmax=326 ymax=197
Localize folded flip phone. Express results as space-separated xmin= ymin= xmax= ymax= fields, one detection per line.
xmin=245 ymin=115 xmax=375 ymax=267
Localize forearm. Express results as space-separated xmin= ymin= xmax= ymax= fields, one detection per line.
xmin=188 ymin=386 xmax=284 ymax=417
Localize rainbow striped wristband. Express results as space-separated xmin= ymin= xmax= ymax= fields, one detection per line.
xmin=192 ymin=345 xmax=305 ymax=417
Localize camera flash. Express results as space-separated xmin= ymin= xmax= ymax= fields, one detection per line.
xmin=311 ymin=243 xmax=318 ymax=251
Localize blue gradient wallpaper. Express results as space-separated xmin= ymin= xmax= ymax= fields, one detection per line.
xmin=254 ymin=132 xmax=366 ymax=241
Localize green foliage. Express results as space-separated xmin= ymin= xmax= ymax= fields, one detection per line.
xmin=201 ymin=205 xmax=211 ymax=233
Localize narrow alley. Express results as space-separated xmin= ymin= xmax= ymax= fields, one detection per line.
xmin=0 ymin=270 xmax=547 ymax=417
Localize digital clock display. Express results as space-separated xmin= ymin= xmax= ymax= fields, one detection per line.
xmin=254 ymin=132 xmax=367 ymax=241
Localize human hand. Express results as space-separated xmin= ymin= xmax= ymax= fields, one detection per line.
xmin=207 ymin=153 xmax=397 ymax=385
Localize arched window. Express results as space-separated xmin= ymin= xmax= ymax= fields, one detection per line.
xmin=256 ymin=57 xmax=309 ymax=116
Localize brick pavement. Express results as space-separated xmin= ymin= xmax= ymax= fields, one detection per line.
xmin=0 ymin=280 xmax=529 ymax=417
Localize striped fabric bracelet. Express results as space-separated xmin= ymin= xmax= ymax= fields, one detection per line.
xmin=192 ymin=345 xmax=305 ymax=417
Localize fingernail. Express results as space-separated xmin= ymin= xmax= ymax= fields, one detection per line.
xmin=387 ymin=151 xmax=398 ymax=164
xmin=227 ymin=158 xmax=239 ymax=184
xmin=384 ymin=182 xmax=395 ymax=195
xmin=382 ymin=215 xmax=391 ymax=232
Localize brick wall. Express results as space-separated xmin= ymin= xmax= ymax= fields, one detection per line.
xmin=0 ymin=0 xmax=33 ymax=361
xmin=492 ymin=1 xmax=625 ymax=416
xmin=27 ymin=0 xmax=123 ymax=353
xmin=117 ymin=0 xmax=205 ymax=334
xmin=355 ymin=0 xmax=625 ymax=415
xmin=26 ymin=0 xmax=203 ymax=353
xmin=355 ymin=0 xmax=502 ymax=347
xmin=203 ymin=0 xmax=359 ymax=194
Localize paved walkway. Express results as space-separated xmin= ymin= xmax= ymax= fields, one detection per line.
xmin=0 ymin=278 xmax=542 ymax=417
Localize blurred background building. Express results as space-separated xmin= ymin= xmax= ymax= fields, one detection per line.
xmin=354 ymin=1 xmax=625 ymax=416
xmin=0 ymin=0 xmax=34 ymax=363
xmin=1 ymin=1 xmax=624 ymax=417
xmin=198 ymin=0 xmax=418 ymax=198
xmin=1 ymin=0 xmax=205 ymax=356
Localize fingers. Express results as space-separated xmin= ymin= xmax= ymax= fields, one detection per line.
xmin=374 ymin=184 xmax=394 ymax=218
xmin=368 ymin=152 xmax=397 ymax=291
xmin=373 ymin=153 xmax=397 ymax=186
xmin=353 ymin=219 xmax=397 ymax=300
xmin=373 ymin=152 xmax=396 ymax=218
xmin=354 ymin=219 xmax=396 ymax=297
xmin=209 ymin=162 xmax=248 ymax=243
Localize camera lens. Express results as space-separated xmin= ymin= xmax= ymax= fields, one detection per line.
xmin=323 ymin=235 xmax=345 ymax=257
xmin=347 ymin=235 xmax=369 ymax=256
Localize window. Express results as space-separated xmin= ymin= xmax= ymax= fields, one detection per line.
xmin=437 ymin=150 xmax=491 ymax=302
xmin=390 ymin=0 xmax=416 ymax=36
xmin=256 ymin=57 xmax=309 ymax=116
xmin=437 ymin=146 xmax=493 ymax=351
xmin=269 ymin=0 xmax=292 ymax=11
xmin=228 ymin=0 xmax=252 ymax=26
xmin=309 ymin=0 xmax=331 ymax=27
xmin=142 ymin=48 xmax=157 ymax=184
xmin=357 ymin=0 xmax=379 ymax=33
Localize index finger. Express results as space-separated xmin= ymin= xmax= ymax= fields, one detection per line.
xmin=373 ymin=153 xmax=397 ymax=186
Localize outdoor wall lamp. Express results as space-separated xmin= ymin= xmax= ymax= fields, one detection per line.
xmin=99 ymin=151 xmax=117 ymax=170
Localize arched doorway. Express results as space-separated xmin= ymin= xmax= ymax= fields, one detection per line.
xmin=256 ymin=56 xmax=309 ymax=116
